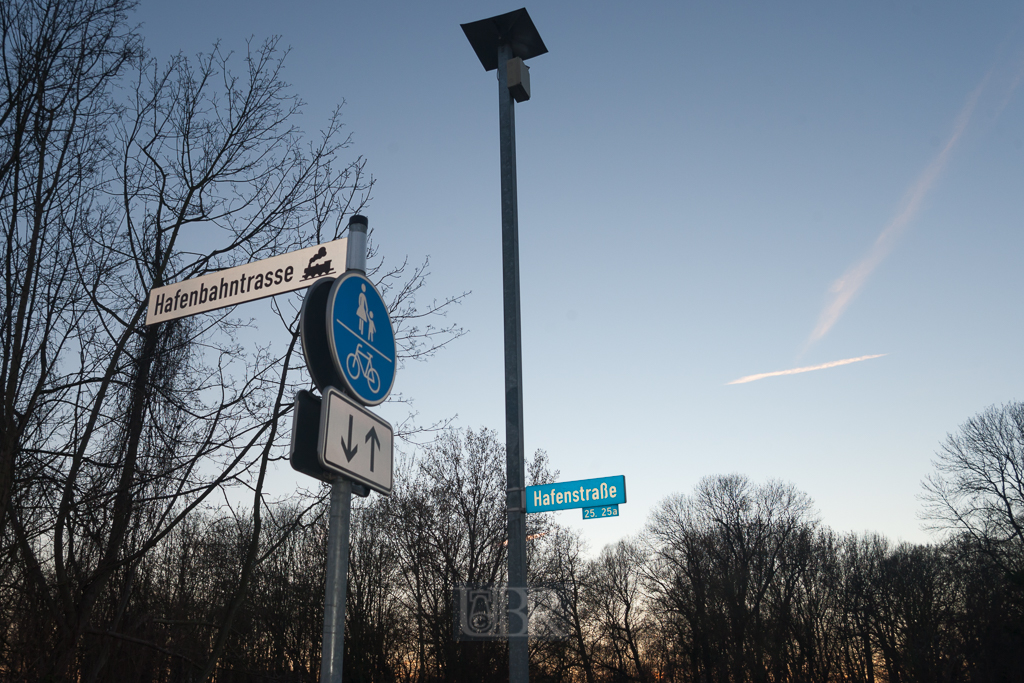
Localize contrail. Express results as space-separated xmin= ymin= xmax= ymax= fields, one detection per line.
xmin=806 ymin=71 xmax=993 ymax=346
xmin=727 ymin=354 xmax=886 ymax=385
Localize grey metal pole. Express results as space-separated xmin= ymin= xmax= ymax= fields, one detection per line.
xmin=320 ymin=215 xmax=369 ymax=683
xmin=320 ymin=477 xmax=352 ymax=683
xmin=497 ymin=42 xmax=530 ymax=683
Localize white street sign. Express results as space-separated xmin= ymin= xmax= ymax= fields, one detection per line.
xmin=146 ymin=237 xmax=347 ymax=325
xmin=318 ymin=386 xmax=393 ymax=494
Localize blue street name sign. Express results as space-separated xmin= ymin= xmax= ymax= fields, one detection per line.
xmin=327 ymin=271 xmax=396 ymax=406
xmin=583 ymin=504 xmax=619 ymax=520
xmin=526 ymin=476 xmax=626 ymax=513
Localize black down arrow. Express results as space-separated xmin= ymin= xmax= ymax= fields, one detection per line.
xmin=340 ymin=415 xmax=358 ymax=462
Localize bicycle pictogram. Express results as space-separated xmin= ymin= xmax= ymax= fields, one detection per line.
xmin=345 ymin=343 xmax=381 ymax=394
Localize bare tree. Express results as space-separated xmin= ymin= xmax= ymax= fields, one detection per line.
xmin=787 ymin=529 xmax=846 ymax=683
xmin=344 ymin=493 xmax=406 ymax=682
xmin=590 ymin=539 xmax=653 ymax=683
xmin=393 ymin=428 xmax=512 ymax=683
xmin=922 ymin=401 xmax=1024 ymax=577
xmin=0 ymin=4 xmax=469 ymax=675
xmin=383 ymin=428 xmax=555 ymax=683
xmin=532 ymin=526 xmax=598 ymax=683
xmin=645 ymin=474 xmax=817 ymax=683
xmin=0 ymin=0 xmax=138 ymax=549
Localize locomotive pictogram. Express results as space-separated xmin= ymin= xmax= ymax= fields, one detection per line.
xmin=302 ymin=247 xmax=336 ymax=280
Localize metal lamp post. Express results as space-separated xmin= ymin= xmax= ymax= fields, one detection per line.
xmin=461 ymin=9 xmax=547 ymax=683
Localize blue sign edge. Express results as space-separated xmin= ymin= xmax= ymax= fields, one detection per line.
xmin=525 ymin=475 xmax=626 ymax=513
xmin=325 ymin=271 xmax=396 ymax=406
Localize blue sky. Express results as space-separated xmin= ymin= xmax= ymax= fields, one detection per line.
xmin=136 ymin=2 xmax=1024 ymax=549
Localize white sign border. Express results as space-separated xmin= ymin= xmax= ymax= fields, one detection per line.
xmin=317 ymin=386 xmax=394 ymax=495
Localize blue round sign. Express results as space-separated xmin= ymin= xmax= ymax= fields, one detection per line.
xmin=326 ymin=272 xmax=396 ymax=406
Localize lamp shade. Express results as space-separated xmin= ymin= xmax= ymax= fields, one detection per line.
xmin=461 ymin=8 xmax=548 ymax=71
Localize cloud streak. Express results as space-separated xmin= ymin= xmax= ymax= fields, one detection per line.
xmin=806 ymin=72 xmax=992 ymax=346
xmin=727 ymin=354 xmax=886 ymax=385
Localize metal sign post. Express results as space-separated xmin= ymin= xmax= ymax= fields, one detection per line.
xmin=321 ymin=475 xmax=352 ymax=683
xmin=311 ymin=214 xmax=394 ymax=683
xmin=462 ymin=10 xmax=547 ymax=683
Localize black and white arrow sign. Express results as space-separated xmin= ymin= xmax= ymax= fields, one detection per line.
xmin=318 ymin=387 xmax=394 ymax=494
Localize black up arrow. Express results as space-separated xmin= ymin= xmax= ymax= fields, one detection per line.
xmin=365 ymin=426 xmax=380 ymax=472
xmin=340 ymin=414 xmax=358 ymax=462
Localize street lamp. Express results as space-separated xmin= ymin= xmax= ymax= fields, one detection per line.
xmin=461 ymin=9 xmax=547 ymax=683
